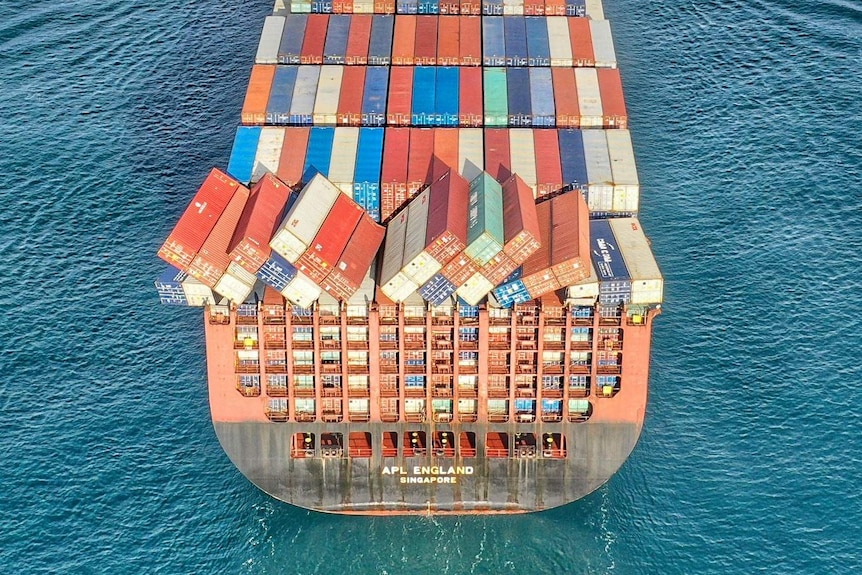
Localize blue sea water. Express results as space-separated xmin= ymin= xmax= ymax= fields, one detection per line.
xmin=2 ymin=0 xmax=861 ymax=572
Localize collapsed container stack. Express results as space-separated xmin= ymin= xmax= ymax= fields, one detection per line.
xmin=156 ymin=0 xmax=662 ymax=315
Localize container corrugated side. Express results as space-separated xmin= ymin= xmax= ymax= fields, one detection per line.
xmin=227 ymin=126 xmax=261 ymax=185
xmin=608 ymin=218 xmax=663 ymax=304
xmin=361 ymin=66 xmax=388 ymax=126
xmin=369 ymin=15 xmax=394 ymax=65
xmin=465 ymin=172 xmax=505 ymax=265
xmin=500 ymin=173 xmax=541 ymax=263
xmin=313 ymin=65 xmax=344 ymax=125
xmin=436 ymin=67 xmax=459 ymax=126
xmin=533 ymin=128 xmax=562 ymax=196
xmin=401 ymin=186 xmax=436 ymax=284
xmin=251 ymin=127 xmax=285 ymax=183
xmin=230 ymin=173 xmax=292 ymax=274
xmin=300 ymin=15 xmax=329 ymax=65
xmin=582 ymin=129 xmax=613 ymax=212
xmin=276 ymin=127 xmax=310 ymax=186
xmin=346 ymin=15 xmax=372 ymax=64
xmin=589 ymin=218 xmax=632 ymax=305
xmin=548 ymin=190 xmax=590 ymax=286
xmin=551 ymin=67 xmax=579 ymax=128
xmin=597 ymin=68 xmax=627 ymax=128
xmin=241 ymin=65 xmax=276 ymax=125
xmin=414 ymin=16 xmax=438 ymax=65
xmin=508 ymin=128 xmax=537 ymax=196
xmin=295 ymin=193 xmax=364 ymax=282
xmin=337 ymin=66 xmax=365 ymax=125
xmin=412 ymin=66 xmax=437 ymax=126
xmin=437 ymin=16 xmax=459 ymax=65
xmin=270 ymin=174 xmax=342 ymax=263
xmin=568 ymin=17 xmax=594 ymax=66
xmin=459 ymin=16 xmax=482 ymax=63
xmin=381 ymin=128 xmax=410 ymax=220
xmin=423 ymin=169 xmax=469 ymax=263
xmin=289 ymin=65 xmax=321 ymax=125
xmin=459 ymin=67 xmax=483 ymax=127
xmin=187 ymin=183 xmax=252 ymax=288
xmin=354 ymin=127 xmax=384 ymax=220
xmin=546 ymin=16 xmax=573 ymax=67
xmin=380 ymin=211 xmax=418 ymax=301
xmin=530 ymin=68 xmax=555 ymax=127
xmin=482 ymin=17 xmax=505 ymax=66
xmin=525 ymin=16 xmax=550 ymax=66
xmin=504 ymin=15 xmax=528 ymax=64
xmin=584 ymin=0 xmax=603 ymax=19
xmin=606 ymin=129 xmax=639 ymax=213
xmin=387 ymin=66 xmax=413 ymax=126
xmin=433 ymin=129 xmax=460 ymax=177
xmin=519 ymin=200 xmax=561 ymax=298
xmin=507 ymin=67 xmax=532 ymax=126
xmin=590 ymin=19 xmax=616 ymax=68
xmin=323 ymin=14 xmax=350 ymax=64
xmin=458 ymin=128 xmax=484 ymax=181
xmin=406 ymin=127 xmax=435 ymax=196
xmin=558 ymin=128 xmax=588 ymax=189
xmin=328 ymin=127 xmax=360 ymax=194
xmin=484 ymin=128 xmax=511 ymax=181
xmin=392 ymin=15 xmax=417 ymax=64
xmin=575 ymin=67 xmax=603 ymax=127
xmin=483 ymin=68 xmax=508 ymax=126
xmin=279 ymin=14 xmax=307 ymax=64
xmin=256 ymin=16 xmax=285 ymax=64
xmin=304 ymin=126 xmax=336 ymax=177
xmin=321 ymin=214 xmax=385 ymax=299
xmin=266 ymin=66 xmax=298 ymax=124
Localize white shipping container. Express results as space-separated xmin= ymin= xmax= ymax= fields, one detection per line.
xmin=313 ymin=66 xmax=343 ymax=125
xmin=181 ymin=276 xmax=217 ymax=306
xmin=546 ymin=18 xmax=573 ymax=67
xmin=270 ymin=174 xmax=341 ymax=262
xmin=458 ymin=129 xmax=484 ymax=182
xmin=585 ymin=0 xmax=605 ymax=19
xmin=455 ymin=272 xmax=494 ymax=306
xmin=606 ymin=130 xmax=639 ymax=213
xmin=290 ymin=66 xmax=321 ymax=120
xmin=575 ymin=68 xmax=603 ymax=127
xmin=328 ymin=127 xmax=360 ymax=195
xmin=503 ymin=0 xmax=524 ymax=15
xmin=251 ymin=127 xmax=285 ymax=183
xmin=402 ymin=188 xmax=442 ymax=285
xmin=508 ymin=129 xmax=537 ymax=197
xmin=379 ymin=211 xmax=409 ymax=286
xmin=353 ymin=0 xmax=374 ymax=13
xmin=565 ymin=261 xmax=599 ymax=304
xmin=214 ymin=272 xmax=255 ymax=305
xmin=582 ymin=130 xmax=614 ymax=212
xmin=590 ymin=20 xmax=617 ymax=68
xmin=256 ymin=16 xmax=285 ymax=64
xmin=346 ymin=272 xmax=376 ymax=312
xmin=280 ymin=270 xmax=322 ymax=308
xmin=608 ymin=218 xmax=663 ymax=304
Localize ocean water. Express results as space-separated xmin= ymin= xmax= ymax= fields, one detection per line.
xmin=2 ymin=0 xmax=861 ymax=573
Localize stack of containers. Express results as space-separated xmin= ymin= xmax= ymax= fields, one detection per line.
xmin=564 ymin=260 xmax=599 ymax=307
xmin=455 ymin=173 xmax=504 ymax=305
xmin=229 ymin=174 xmax=294 ymax=275
xmin=379 ymin=210 xmax=415 ymax=301
xmin=352 ymin=127 xmax=385 ymax=220
xmin=320 ymin=214 xmax=386 ymax=300
xmin=607 ymin=218 xmax=663 ymax=305
xmin=293 ymin=193 xmax=364 ymax=284
xmin=588 ymin=218 xmax=632 ymax=307
xmin=482 ymin=173 xmax=541 ymax=285
xmin=154 ymin=267 xmax=219 ymax=307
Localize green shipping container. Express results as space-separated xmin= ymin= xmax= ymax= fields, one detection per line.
xmin=483 ymin=68 xmax=508 ymax=127
xmin=465 ymin=173 xmax=505 ymax=266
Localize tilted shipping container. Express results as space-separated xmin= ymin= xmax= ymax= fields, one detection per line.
xmin=607 ymin=218 xmax=663 ymax=304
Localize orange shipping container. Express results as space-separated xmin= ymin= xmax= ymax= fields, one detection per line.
xmin=346 ymin=15 xmax=372 ymax=65
xmin=337 ymin=66 xmax=366 ymax=125
xmin=241 ymin=65 xmax=276 ymax=125
xmin=459 ymin=17 xmax=482 ymax=65
xmin=433 ymin=129 xmax=460 ymax=175
xmin=548 ymin=191 xmax=590 ymax=285
xmin=437 ymin=17 xmax=460 ymax=66
xmin=597 ymin=68 xmax=628 ymax=128
xmin=568 ymin=18 xmax=594 ymax=66
xmin=533 ymin=129 xmax=563 ymax=196
xmin=500 ymin=173 xmax=541 ymax=264
xmin=276 ymin=127 xmax=310 ymax=186
xmin=544 ymin=0 xmax=566 ymax=16
xmin=551 ymin=67 xmax=579 ymax=128
xmin=392 ymin=15 xmax=417 ymax=65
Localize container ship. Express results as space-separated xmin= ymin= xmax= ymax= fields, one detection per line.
xmin=156 ymin=0 xmax=663 ymax=514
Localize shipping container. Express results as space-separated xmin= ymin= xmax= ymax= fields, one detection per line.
xmin=493 ymin=277 xmax=530 ymax=307
xmin=279 ymin=14 xmax=307 ymax=64
xmin=180 ymin=275 xmax=217 ymax=306
xmin=321 ymin=214 xmax=386 ymax=299
xmin=575 ymin=67 xmax=603 ymax=127
xmin=558 ymin=129 xmax=588 ymax=190
xmin=353 ymin=127 xmax=385 ymax=219
xmin=551 ymin=67 xmax=578 ymax=128
xmin=401 ymin=187 xmax=436 ymax=283
xmin=525 ymin=17 xmax=550 ymax=66
xmin=568 ymin=17 xmax=594 ymax=66
xmin=289 ymin=65 xmax=321 ymax=124
xmin=597 ymin=68 xmax=627 ymax=128
xmin=483 ymin=68 xmax=508 ymax=126
xmin=256 ymin=16 xmax=285 ymax=64
xmin=437 ymin=16 xmax=459 ymax=65
xmin=328 ymin=127 xmax=360 ymax=194
xmin=290 ymin=0 xmax=312 ymax=13
xmin=546 ymin=17 xmax=573 ymax=67
xmin=500 ymin=174 xmax=541 ymax=263
xmin=213 ymin=262 xmax=257 ymax=305
xmin=564 ymin=260 xmax=599 ymax=305
xmin=433 ymin=128 xmax=460 ymax=174
xmin=459 ymin=16 xmax=482 ymax=63
xmin=590 ymin=19 xmax=617 ymax=68
xmin=412 ymin=66 xmax=436 ymax=125
xmin=392 ymin=15 xmax=417 ymax=64
xmin=323 ymin=15 xmax=350 ymax=64
xmin=266 ymin=66 xmax=298 ymax=124
xmin=506 ymin=67 xmax=532 ymax=126
xmin=440 ymin=253 xmax=479 ymax=287
xmin=480 ymin=251 xmax=519 ymax=285
xmin=187 ymin=182 xmax=252 ymax=288
xmin=336 ymin=66 xmax=366 ymax=125
xmin=251 ymin=127 xmax=286 ymax=183
xmin=241 ymin=65 xmax=276 ymax=125
xmin=295 ymin=193 xmax=364 ymax=282
xmin=565 ymin=0 xmax=585 ymax=17
xmin=276 ymin=127 xmax=311 ymax=186
xmin=483 ymin=128 xmax=511 ymax=181
xmin=532 ymin=128 xmax=562 ymax=196
xmin=300 ymin=15 xmax=329 ymax=64
xmin=361 ymin=66 xmax=389 ymax=125
xmin=502 ymin=0 xmax=524 ymax=16
xmin=280 ymin=270 xmax=322 ymax=308
xmin=419 ymin=0 xmax=440 ymax=14
xmin=270 ymin=174 xmax=342 ymax=262
xmin=379 ymin=211 xmax=418 ymax=301
xmin=387 ymin=66 xmax=413 ymax=125
xmin=483 ymin=0 xmax=503 ymax=16
xmin=523 ymin=0 xmax=542 ymax=17
xmin=380 ymin=128 xmax=410 ymax=219
xmin=158 ymin=168 xmax=243 ymax=271
xmin=313 ymin=65 xmax=344 ymax=125
xmin=581 ymin=129 xmax=613 ymax=212
xmin=398 ymin=0 xmax=419 ymax=14
xmin=455 ymin=271 xmax=494 ymax=305
xmin=548 ymin=190 xmax=589 ymax=285
xmin=414 ymin=16 xmax=437 ymax=64
xmin=607 ymin=218 xmax=663 ymax=304
xmin=461 ymin=0 xmax=482 ymax=15
xmin=584 ymin=0 xmax=603 ymax=18
xmin=155 ymin=266 xmax=188 ymax=306
xmin=544 ymin=0 xmax=566 ymax=16
xmin=504 ymin=16 xmax=528 ymax=65
xmin=465 ymin=172 xmax=505 ymax=265
xmin=589 ymin=219 xmax=632 ymax=305
xmin=368 ymin=15 xmax=394 ymax=65
xmin=518 ymin=200 xmax=555 ymax=295
xmin=346 ymin=14 xmax=372 ymax=64
xmin=606 ymin=129 xmax=639 ymax=212
xmin=482 ymin=17 xmax=505 ymax=66
xmin=458 ymin=128 xmax=484 ymax=181
xmin=529 ymin=68 xmax=555 ymax=127
xmin=227 ymin=127 xmax=261 ymax=185
xmin=257 ymin=251 xmax=299 ymax=292
xmin=304 ymin=126 xmax=336 ymax=176
xmin=418 ymin=273 xmax=457 ymax=306
xmin=508 ymin=128 xmax=537 ymax=195
xmin=406 ymin=127 xmax=435 ymax=195
xmin=435 ymin=67 xmax=459 ymax=126
xmin=458 ymin=67 xmax=483 ymax=127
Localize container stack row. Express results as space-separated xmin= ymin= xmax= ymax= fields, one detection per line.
xmin=283 ymin=0 xmax=604 ymax=17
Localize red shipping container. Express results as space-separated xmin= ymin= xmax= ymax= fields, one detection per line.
xmin=548 ymin=191 xmax=590 ymax=286
xmin=440 ymin=253 xmax=479 ymax=287
xmin=241 ymin=65 xmax=276 ymax=125
xmin=407 ymin=128 xmax=435 ymax=198
xmin=186 ymin=182 xmax=252 ymax=288
xmin=484 ymin=129 xmax=512 ymax=181
xmin=460 ymin=0 xmax=481 ymax=16
xmin=524 ymin=0 xmax=544 ymax=15
xmin=300 ymin=15 xmax=329 ymax=65
xmin=533 ymin=129 xmax=563 ymax=197
xmin=551 ymin=68 xmax=579 ymax=128
xmin=439 ymin=0 xmax=459 ymax=14
xmin=346 ymin=15 xmax=372 ymax=65
xmin=568 ymin=18 xmax=595 ymax=67
xmin=295 ymin=194 xmax=365 ymax=282
xmin=459 ymin=67 xmax=483 ymax=127
xmin=459 ymin=16 xmax=482 ymax=65
xmin=544 ymin=0 xmax=566 ymax=16
xmin=262 ymin=284 xmax=284 ymax=307
xmin=230 ymin=173 xmax=293 ymax=274
xmin=423 ymin=169 xmax=469 ymax=264
xmin=481 ymin=251 xmax=519 ymax=285
xmin=276 ymin=127 xmax=310 ymax=186
xmin=381 ymin=128 xmax=410 ymax=221
xmin=414 ymin=17 xmax=438 ymax=66
xmin=500 ymin=173 xmax=541 ymax=264
xmin=337 ymin=66 xmax=366 ymax=126
xmin=433 ymin=128 xmax=460 ymax=176
xmin=437 ymin=17 xmax=459 ymax=66
xmin=387 ymin=67 xmax=413 ymax=126
xmin=321 ymin=214 xmax=386 ymax=300
xmin=392 ymin=15 xmax=417 ymax=65
xmin=521 ymin=200 xmax=551 ymax=277
xmin=333 ymin=0 xmax=354 ymax=13
xmin=159 ymin=169 xmax=243 ymax=269
xmin=597 ymin=68 xmax=628 ymax=129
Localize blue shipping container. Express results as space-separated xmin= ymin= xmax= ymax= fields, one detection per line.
xmin=435 ymin=67 xmax=459 ymax=127
xmin=493 ymin=278 xmax=530 ymax=308
xmin=369 ymin=16 xmax=394 ymax=65
xmin=558 ymin=130 xmax=589 ymax=189
xmin=311 ymin=0 xmax=333 ymax=13
xmin=354 ymin=127 xmax=385 ymax=219
xmin=483 ymin=0 xmax=503 ymax=16
xmin=506 ymin=67 xmax=532 ymax=126
xmin=266 ymin=65 xmax=298 ymax=124
xmin=504 ymin=17 xmax=528 ymax=67
xmin=458 ymin=301 xmax=480 ymax=317
xmin=227 ymin=126 xmax=261 ymax=185
xmin=397 ymin=0 xmax=419 ymax=14
xmin=279 ymin=14 xmax=307 ymax=64
xmin=289 ymin=66 xmax=321 ymax=125
xmin=419 ymin=0 xmax=439 ymax=14
xmin=155 ymin=266 xmax=188 ymax=305
xmin=565 ymin=0 xmax=586 ymax=17
xmin=323 ymin=15 xmax=349 ymax=64
xmin=256 ymin=252 xmax=299 ymax=292
xmin=362 ymin=67 xmax=389 ymax=126
xmin=412 ymin=67 xmax=437 ymax=126
xmin=418 ymin=274 xmax=457 ymax=306
xmin=589 ymin=219 xmax=632 ymax=304
xmin=525 ymin=17 xmax=550 ymax=67
xmin=483 ymin=17 xmax=505 ymax=66
xmin=529 ymin=68 xmax=555 ymax=127
xmin=304 ymin=127 xmax=336 ymax=176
